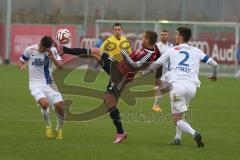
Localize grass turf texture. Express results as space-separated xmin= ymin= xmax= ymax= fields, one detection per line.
xmin=0 ymin=65 xmax=239 ymax=160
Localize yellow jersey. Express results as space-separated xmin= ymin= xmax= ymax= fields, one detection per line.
xmin=100 ymin=35 xmax=132 ymax=62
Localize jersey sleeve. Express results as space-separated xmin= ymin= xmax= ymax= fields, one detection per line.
xmin=100 ymin=39 xmax=109 ymax=52
xmin=20 ymin=47 xmax=30 ymax=62
xmin=199 ymin=49 xmax=210 ymax=63
xmin=142 ymin=50 xmax=170 ymax=76
xmin=120 ymin=49 xmax=153 ymax=71
xmin=51 ymin=47 xmax=62 ymax=61
xmin=125 ymin=40 xmax=132 ymax=55
xmin=155 ymin=49 xmax=170 ymax=65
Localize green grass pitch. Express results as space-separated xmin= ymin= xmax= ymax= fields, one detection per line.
xmin=0 ymin=65 xmax=239 ymax=160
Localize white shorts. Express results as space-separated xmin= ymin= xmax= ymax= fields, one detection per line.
xmin=169 ymin=81 xmax=196 ymax=114
xmin=29 ymin=83 xmax=63 ymax=106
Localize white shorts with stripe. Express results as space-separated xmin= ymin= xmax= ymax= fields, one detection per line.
xmin=29 ymin=82 xmax=63 ymax=106
xmin=169 ymin=81 xmax=196 ymax=114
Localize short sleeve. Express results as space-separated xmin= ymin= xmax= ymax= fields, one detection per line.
xmin=100 ymin=39 xmax=108 ymax=52
xmin=155 ymin=49 xmax=170 ymax=65
xmin=125 ymin=40 xmax=132 ymax=54
xmin=198 ymin=49 xmax=210 ymax=63
xmin=20 ymin=47 xmax=30 ymax=62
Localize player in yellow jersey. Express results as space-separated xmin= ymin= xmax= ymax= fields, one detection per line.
xmin=100 ymin=23 xmax=132 ymax=62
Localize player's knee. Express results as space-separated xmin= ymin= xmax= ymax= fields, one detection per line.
xmin=104 ymin=99 xmax=113 ymax=108
xmin=38 ymin=98 xmax=48 ymax=108
xmin=39 ymin=100 xmax=49 ymax=110
xmin=55 ymin=101 xmax=65 ymax=111
xmin=91 ymin=48 xmax=102 ymax=59
xmin=54 ymin=101 xmax=65 ymax=117
xmin=104 ymin=95 xmax=116 ymax=109
xmin=173 ymin=113 xmax=183 ymax=124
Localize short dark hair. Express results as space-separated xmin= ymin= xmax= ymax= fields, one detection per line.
xmin=177 ymin=27 xmax=192 ymax=42
xmin=145 ymin=30 xmax=158 ymax=45
xmin=161 ymin=30 xmax=168 ymax=33
xmin=41 ymin=36 xmax=52 ymax=48
xmin=113 ymin=23 xmax=122 ymax=29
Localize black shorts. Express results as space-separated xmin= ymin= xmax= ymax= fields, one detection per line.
xmin=101 ymin=52 xmax=128 ymax=98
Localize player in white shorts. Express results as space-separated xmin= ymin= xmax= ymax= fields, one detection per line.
xmin=143 ymin=27 xmax=218 ymax=147
xmin=17 ymin=36 xmax=65 ymax=140
xmin=152 ymin=30 xmax=173 ymax=112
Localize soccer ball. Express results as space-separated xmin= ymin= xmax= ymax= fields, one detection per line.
xmin=56 ymin=28 xmax=72 ymax=44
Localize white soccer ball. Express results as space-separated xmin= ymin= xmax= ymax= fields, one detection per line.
xmin=56 ymin=28 xmax=72 ymax=44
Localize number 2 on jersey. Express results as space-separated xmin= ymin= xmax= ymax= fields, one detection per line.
xmin=178 ymin=51 xmax=189 ymax=66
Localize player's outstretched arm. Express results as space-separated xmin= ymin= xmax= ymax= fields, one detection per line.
xmin=120 ymin=50 xmax=139 ymax=71
xmin=141 ymin=62 xmax=161 ymax=76
xmin=120 ymin=49 xmax=153 ymax=71
xmin=206 ymin=58 xmax=218 ymax=81
xmin=142 ymin=52 xmax=167 ymax=76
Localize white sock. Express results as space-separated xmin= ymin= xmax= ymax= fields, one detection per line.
xmin=56 ymin=113 xmax=64 ymax=130
xmin=176 ymin=120 xmax=196 ymax=136
xmin=175 ymin=126 xmax=182 ymax=139
xmin=41 ymin=108 xmax=51 ymax=127
xmin=154 ymin=95 xmax=163 ymax=105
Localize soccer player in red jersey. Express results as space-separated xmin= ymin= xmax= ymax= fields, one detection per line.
xmin=60 ymin=30 xmax=159 ymax=143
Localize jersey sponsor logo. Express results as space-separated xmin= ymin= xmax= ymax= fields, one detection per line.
xmin=103 ymin=40 xmax=131 ymax=52
xmin=31 ymin=58 xmax=48 ymax=67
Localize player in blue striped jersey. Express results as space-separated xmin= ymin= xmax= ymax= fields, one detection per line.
xmin=18 ymin=36 xmax=65 ymax=140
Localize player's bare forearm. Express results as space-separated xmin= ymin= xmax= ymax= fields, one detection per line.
xmin=17 ymin=60 xmax=27 ymax=72
xmin=155 ymin=65 xmax=163 ymax=79
xmin=142 ymin=62 xmax=161 ymax=76
xmin=53 ymin=59 xmax=63 ymax=70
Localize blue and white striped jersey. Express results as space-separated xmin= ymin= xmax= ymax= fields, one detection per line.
xmin=20 ymin=44 xmax=61 ymax=85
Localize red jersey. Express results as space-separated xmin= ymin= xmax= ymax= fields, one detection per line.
xmin=117 ymin=47 xmax=159 ymax=81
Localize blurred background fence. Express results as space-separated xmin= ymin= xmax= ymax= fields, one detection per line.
xmin=0 ymin=0 xmax=240 ymax=76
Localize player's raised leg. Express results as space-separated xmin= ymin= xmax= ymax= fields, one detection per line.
xmin=62 ymin=46 xmax=102 ymax=60
xmin=38 ymin=98 xmax=53 ymax=139
xmin=62 ymin=46 xmax=113 ymax=75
